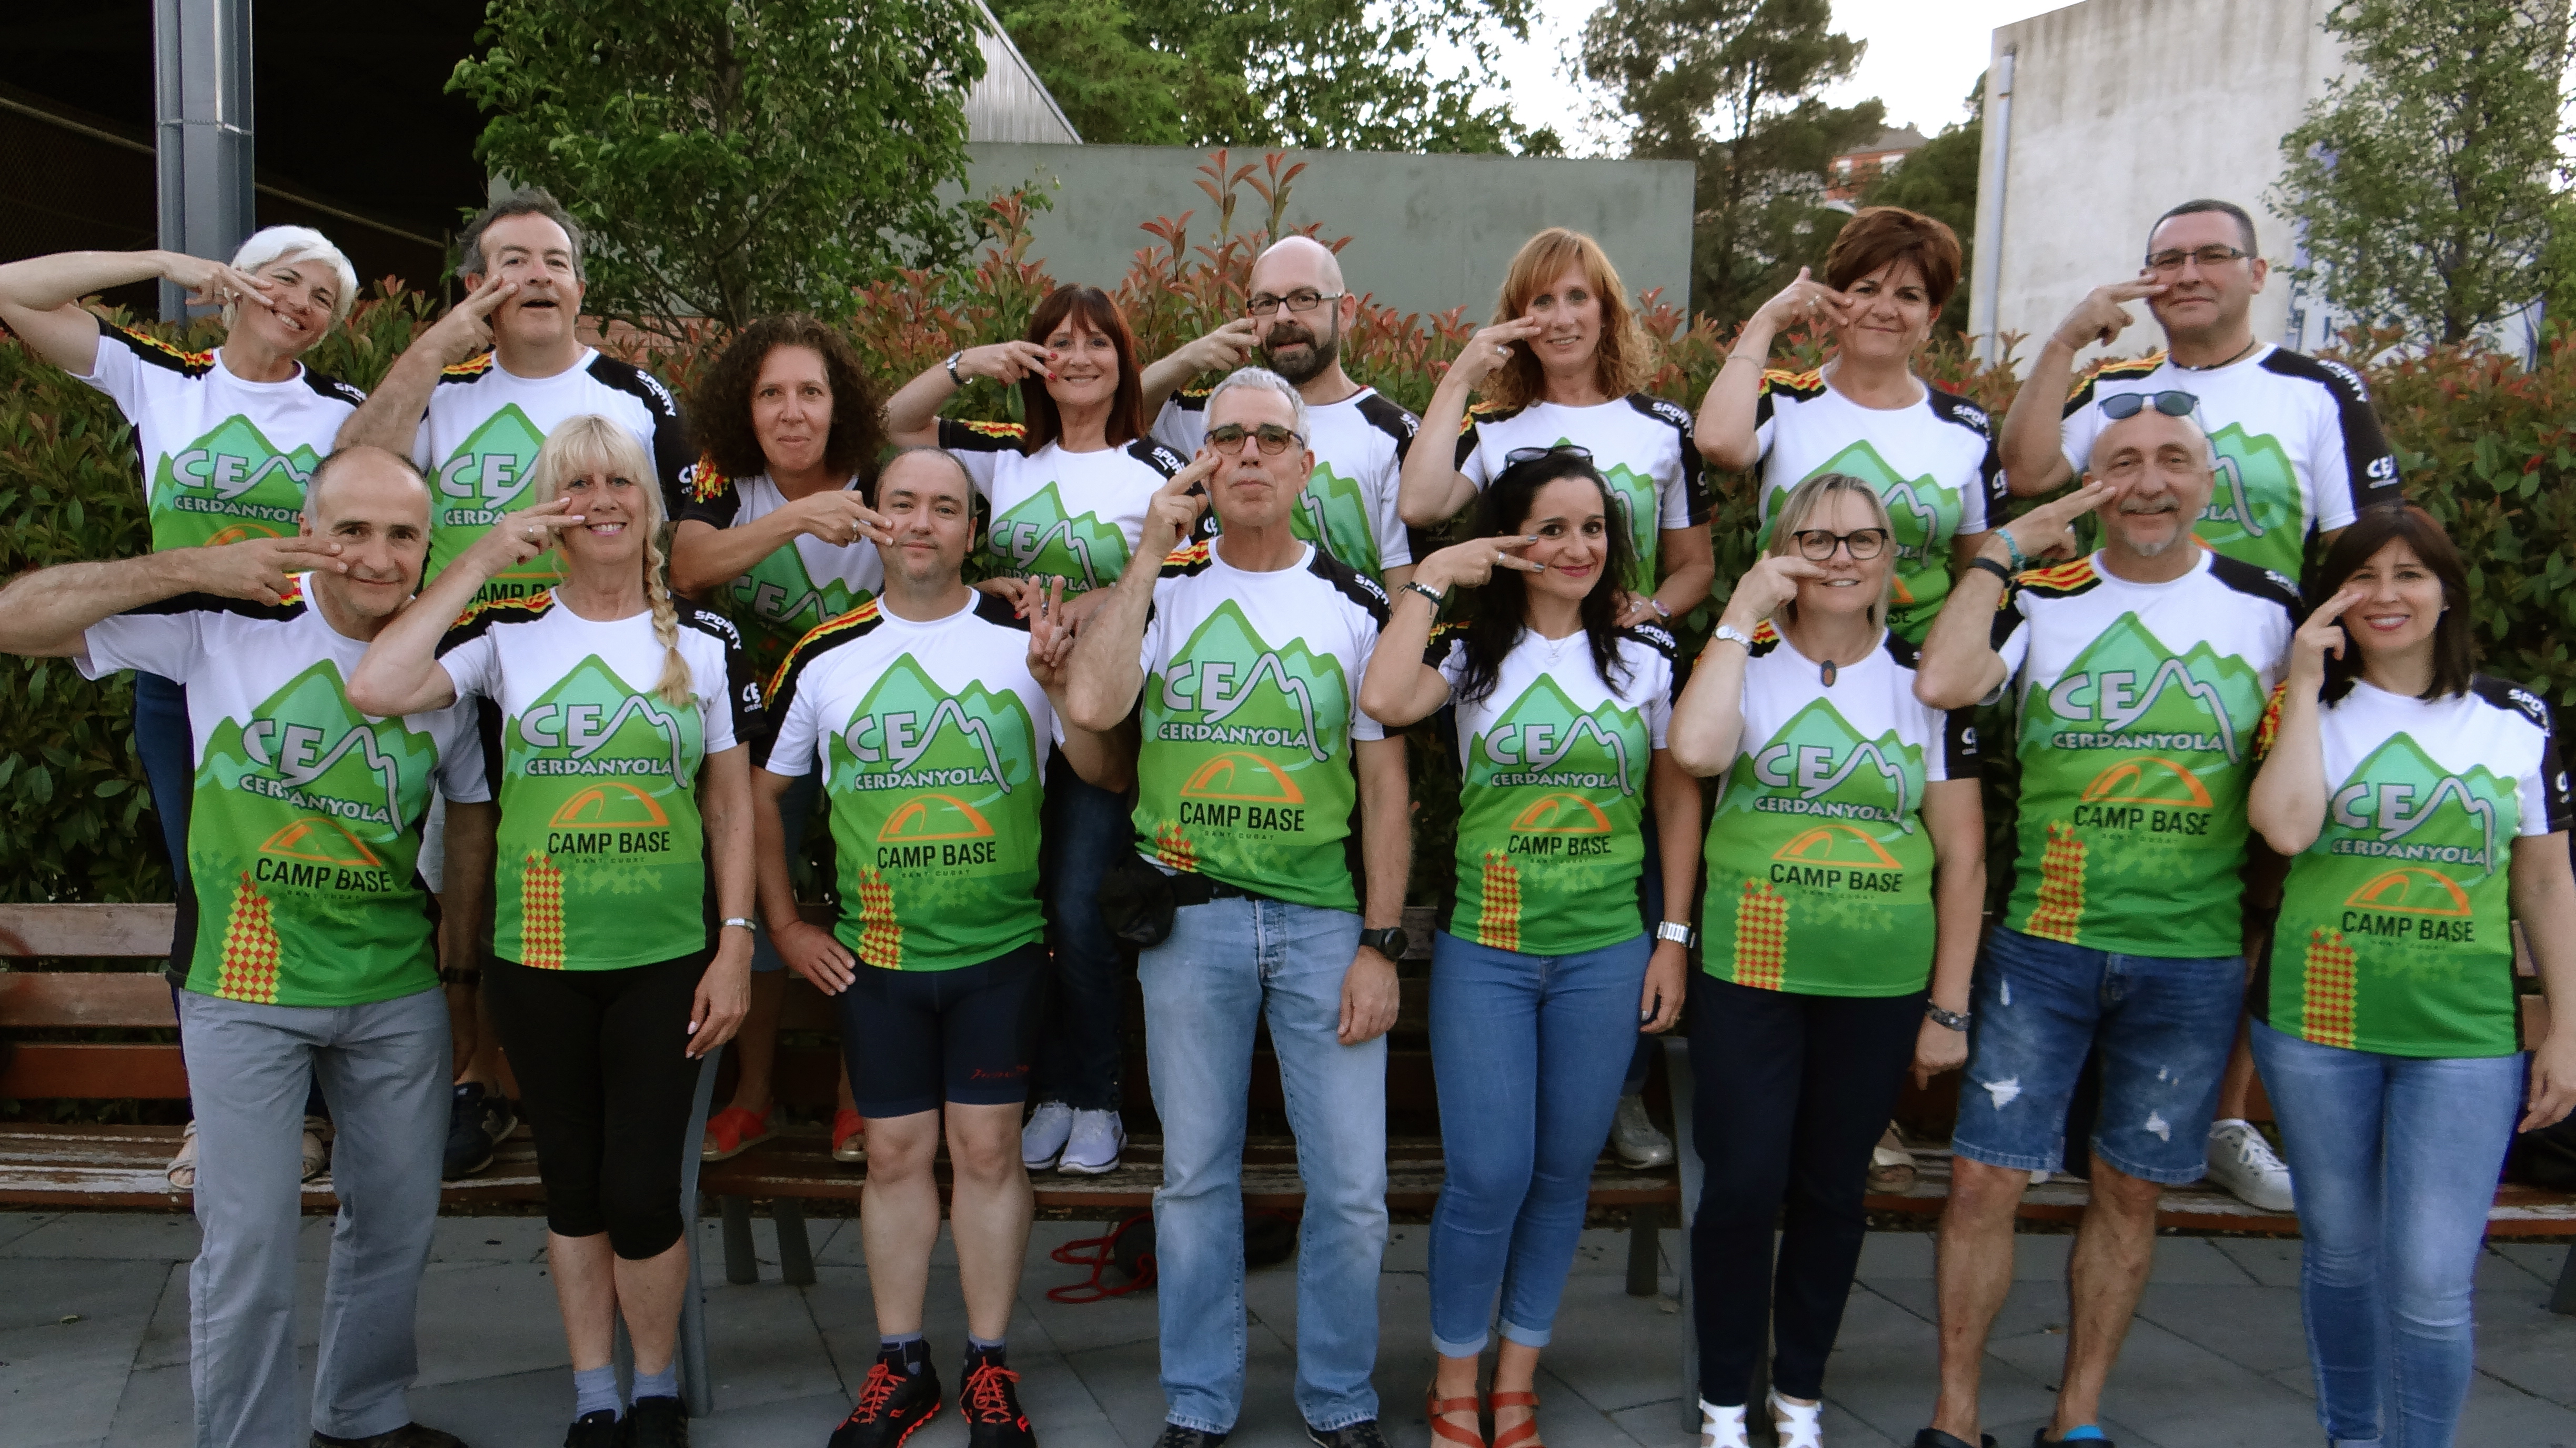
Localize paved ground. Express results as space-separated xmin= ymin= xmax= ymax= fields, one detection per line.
xmin=2 ymin=1210 xmax=2571 ymax=1448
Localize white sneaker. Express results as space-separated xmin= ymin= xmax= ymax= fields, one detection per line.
xmin=1696 ymin=1397 xmax=1750 ymax=1448
xmin=1765 ymin=1388 xmax=1823 ymax=1448
xmin=1022 ymin=1101 xmax=1074 ymax=1170
xmin=1058 ymin=1108 xmax=1126 ymax=1175
xmin=300 ymin=1115 xmax=331 ymax=1183
xmin=2206 ymin=1118 xmax=2296 ymax=1212
xmin=1611 ymin=1093 xmax=1675 ymax=1168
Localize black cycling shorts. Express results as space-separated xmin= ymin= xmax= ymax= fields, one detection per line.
xmin=835 ymin=942 xmax=1045 ymax=1118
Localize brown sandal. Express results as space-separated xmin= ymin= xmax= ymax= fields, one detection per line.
xmin=1490 ymin=1390 xmax=1542 ymax=1448
xmin=1426 ymin=1387 xmax=1485 ymax=1448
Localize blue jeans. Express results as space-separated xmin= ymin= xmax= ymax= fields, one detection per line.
xmin=1034 ymin=756 xmax=1132 ymax=1109
xmin=135 ymin=669 xmax=195 ymax=914
xmin=1140 ymin=890 xmax=1385 ymax=1433
xmin=1426 ymin=930 xmax=1648 ymax=1356
xmin=2250 ymin=1021 xmax=2525 ymax=1448
xmin=1951 ymin=926 xmax=2244 ymax=1183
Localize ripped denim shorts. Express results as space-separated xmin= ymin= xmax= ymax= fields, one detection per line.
xmin=1949 ymin=926 xmax=2245 ymax=1185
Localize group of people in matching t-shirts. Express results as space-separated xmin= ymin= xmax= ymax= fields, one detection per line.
xmin=0 ymin=183 xmax=2568 ymax=1448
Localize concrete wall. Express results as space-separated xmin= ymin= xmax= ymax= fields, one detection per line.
xmin=965 ymin=3 xmax=1080 ymax=145
xmin=963 ymin=144 xmax=1698 ymax=323
xmin=1970 ymin=0 xmax=2343 ymax=371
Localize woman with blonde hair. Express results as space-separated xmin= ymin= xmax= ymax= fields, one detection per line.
xmin=350 ymin=414 xmax=761 ymax=1448
xmin=1666 ymin=472 xmax=1984 ymax=1448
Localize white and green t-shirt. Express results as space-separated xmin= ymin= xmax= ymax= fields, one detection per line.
xmin=1455 ymin=395 xmax=1710 ymax=596
xmin=2257 ymin=676 xmax=2569 ymax=1058
xmin=76 ymin=576 xmax=485 ymax=1005
xmin=1753 ymin=366 xmax=2000 ymax=642
xmin=675 ymin=460 xmax=883 ymax=678
xmin=1993 ymin=550 xmax=2298 ymax=957
xmin=411 ymin=348 xmax=692 ymax=606
xmin=2060 ymin=346 xmax=2401 ymax=582
xmin=1155 ymin=385 xmax=1418 ymax=579
xmin=435 ymin=592 xmax=759 ymax=970
xmin=72 ymin=321 xmax=365 ymax=552
xmin=757 ymin=593 xmax=1057 ymax=971
xmin=1134 ymin=540 xmax=1388 ymax=911
xmin=1701 ymin=625 xmax=1977 ymax=996
xmin=938 ymin=418 xmax=1188 ymax=592
xmin=1430 ymin=623 xmax=1675 ymax=955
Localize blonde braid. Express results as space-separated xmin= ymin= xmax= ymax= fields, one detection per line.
xmin=642 ymin=523 xmax=695 ymax=706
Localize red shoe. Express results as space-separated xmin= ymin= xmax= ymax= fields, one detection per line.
xmin=833 ymin=1108 xmax=868 ymax=1163
xmin=700 ymin=1105 xmax=774 ymax=1161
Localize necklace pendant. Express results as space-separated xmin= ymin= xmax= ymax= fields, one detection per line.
xmin=1819 ymin=659 xmax=1837 ymax=687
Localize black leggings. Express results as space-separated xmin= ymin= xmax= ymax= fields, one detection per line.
xmin=1687 ymin=971 xmax=1923 ymax=1405
xmin=489 ymin=953 xmax=707 ymax=1259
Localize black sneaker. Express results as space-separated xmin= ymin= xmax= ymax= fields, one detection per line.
xmin=1304 ymin=1422 xmax=1385 ymax=1448
xmin=1151 ymin=1427 xmax=1225 ymax=1448
xmin=959 ymin=1361 xmax=1035 ymax=1448
xmin=626 ymin=1395 xmax=687 ymax=1447
xmin=479 ymin=1090 xmax=519 ymax=1147
xmin=310 ymin=1425 xmax=467 ymax=1447
xmin=829 ymin=1361 xmax=944 ymax=1448
xmin=442 ymin=1083 xmax=494 ymax=1179
xmin=562 ymin=1410 xmax=619 ymax=1448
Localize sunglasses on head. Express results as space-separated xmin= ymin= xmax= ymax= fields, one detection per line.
xmin=2097 ymin=389 xmax=2201 ymax=421
xmin=1504 ymin=443 xmax=1595 ymax=466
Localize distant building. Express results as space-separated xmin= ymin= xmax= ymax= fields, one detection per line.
xmin=1827 ymin=125 xmax=1928 ymax=203
xmin=967 ymin=0 xmax=1080 ymax=144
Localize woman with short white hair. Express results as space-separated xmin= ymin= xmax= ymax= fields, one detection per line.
xmin=0 ymin=226 xmax=368 ymax=1189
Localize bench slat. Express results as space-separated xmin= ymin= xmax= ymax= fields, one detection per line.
xmin=1 ymin=1043 xmax=192 ymax=1098
xmin=0 ymin=971 xmax=178 ymax=1028
xmin=0 ymin=904 xmax=176 ymax=959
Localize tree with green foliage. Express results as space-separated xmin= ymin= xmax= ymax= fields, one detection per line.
xmin=1579 ymin=0 xmax=1883 ymax=324
xmin=1855 ymin=76 xmax=1983 ymax=336
xmin=449 ymin=0 xmax=990 ymax=338
xmin=993 ymin=0 xmax=1557 ymax=154
xmin=2271 ymin=0 xmax=2573 ymax=347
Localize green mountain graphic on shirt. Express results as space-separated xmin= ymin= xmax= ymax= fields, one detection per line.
xmin=496 ymin=655 xmax=707 ymax=970
xmin=149 ymin=415 xmax=324 ymax=551
xmin=2198 ymin=424 xmax=2304 ymax=578
xmin=2009 ymin=613 xmax=2266 ymax=956
xmin=984 ymin=482 xmax=1132 ymax=591
xmin=2271 ymin=731 xmax=2523 ymax=1057
xmin=822 ymin=655 xmax=1044 ymax=971
xmin=1762 ymin=438 xmax=1965 ymax=642
xmin=1136 ymin=599 xmax=1358 ymax=910
xmin=1702 ymin=697 xmax=1935 ymax=996
xmin=1453 ymin=674 xmax=1650 ymax=955
xmin=1291 ymin=461 xmax=1382 ymax=577
xmin=729 ymin=546 xmax=874 ymax=675
xmin=426 ymin=403 xmax=562 ymax=605
xmin=186 ymin=660 xmax=441 ymax=1005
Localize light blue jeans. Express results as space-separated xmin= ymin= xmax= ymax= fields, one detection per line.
xmin=1139 ymin=890 xmax=1386 ymax=1433
xmin=1426 ymin=930 xmax=1649 ymax=1356
xmin=2250 ymin=1020 xmax=2527 ymax=1448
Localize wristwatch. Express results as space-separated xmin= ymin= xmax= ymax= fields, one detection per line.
xmin=1654 ymin=920 xmax=1696 ymax=948
xmin=1710 ymin=624 xmax=1755 ymax=651
xmin=1649 ymin=598 xmax=1673 ymax=620
xmin=1925 ymin=1003 xmax=1972 ymax=1032
xmin=944 ymin=349 xmax=967 ymax=386
xmin=720 ymin=917 xmax=759 ymax=934
xmin=1359 ymin=926 xmax=1409 ymax=959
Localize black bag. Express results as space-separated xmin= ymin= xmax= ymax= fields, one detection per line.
xmin=1096 ymin=851 xmax=1180 ymax=948
xmin=2509 ymin=1113 xmax=2576 ymax=1191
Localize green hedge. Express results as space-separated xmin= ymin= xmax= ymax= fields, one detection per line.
xmin=6 ymin=157 xmax=2570 ymax=912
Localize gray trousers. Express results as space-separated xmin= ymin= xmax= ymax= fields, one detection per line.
xmin=178 ymin=987 xmax=449 ymax=1448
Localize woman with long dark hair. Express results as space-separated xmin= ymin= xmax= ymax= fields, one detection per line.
xmin=1666 ymin=472 xmax=1984 ymax=1448
xmin=885 ymin=284 xmax=1186 ymax=1178
xmin=2247 ymin=504 xmax=2576 ymax=1448
xmin=1360 ymin=447 xmax=1694 ymax=1448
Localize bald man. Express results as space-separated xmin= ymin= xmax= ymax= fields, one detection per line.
xmin=0 ymin=447 xmax=485 ymax=1448
xmin=1143 ymin=236 xmax=1421 ymax=590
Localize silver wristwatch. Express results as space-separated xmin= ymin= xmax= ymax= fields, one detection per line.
xmin=944 ymin=350 xmax=967 ymax=386
xmin=1711 ymin=624 xmax=1755 ymax=650
xmin=1655 ymin=920 xmax=1696 ymax=948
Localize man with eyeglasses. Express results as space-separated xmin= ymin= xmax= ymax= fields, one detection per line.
xmin=1909 ymin=396 xmax=2300 ymax=1448
xmin=1058 ymin=366 xmax=1408 ymax=1448
xmin=2001 ymin=199 xmax=2396 ymax=1213
xmin=1144 ymin=237 xmax=1421 ymax=589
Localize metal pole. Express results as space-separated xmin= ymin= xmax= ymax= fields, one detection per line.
xmin=154 ymin=0 xmax=256 ymax=321
xmin=1970 ymin=47 xmax=2016 ymax=368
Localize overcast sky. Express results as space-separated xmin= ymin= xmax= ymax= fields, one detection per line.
xmin=1482 ymin=0 xmax=2076 ymax=153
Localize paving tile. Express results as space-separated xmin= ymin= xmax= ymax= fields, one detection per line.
xmin=398 ymin=1364 xmax=570 ymax=1444
xmin=411 ymin=1261 xmax=576 ymax=1386
xmin=0 ymin=1309 xmax=156 ymax=1448
xmin=102 ymin=1360 xmax=194 ymax=1448
xmin=1608 ymin=1398 xmax=1696 ymax=1448
xmin=2208 ymin=1237 xmax=2304 ymax=1288
xmin=2458 ymin=1369 xmax=2576 ymax=1443
xmin=132 ymin=1263 xmax=190 ymax=1371
xmin=425 ymin=1214 xmax=549 ymax=1265
xmin=2136 ymin=1235 xmax=2256 ymax=1285
xmin=1855 ymin=1231 xmax=1936 ymax=1280
xmin=2012 ymin=1312 xmax=2317 ymax=1448
xmin=698 ymin=1275 xmax=842 ymax=1410
xmin=0 ymin=1211 xmax=61 ymax=1252
xmin=2130 ymin=1283 xmax=2309 ymax=1374
xmin=2487 ymin=1240 xmax=2571 ymax=1287
xmin=0 ymin=1258 xmax=173 ymax=1333
xmin=2470 ymin=1292 xmax=2576 ymax=1411
xmin=0 ymin=1212 xmax=199 ymax=1261
xmin=690 ymin=1389 xmax=864 ymax=1446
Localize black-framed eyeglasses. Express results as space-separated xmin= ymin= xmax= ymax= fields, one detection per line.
xmin=1790 ymin=528 xmax=1890 ymax=561
xmin=1207 ymin=422 xmax=1304 ymax=455
xmin=1245 ymin=289 xmax=1344 ymax=316
xmin=1505 ymin=443 xmax=1595 ymax=467
xmin=2098 ymin=389 xmax=2201 ymax=421
xmin=2142 ymin=245 xmax=2249 ymax=273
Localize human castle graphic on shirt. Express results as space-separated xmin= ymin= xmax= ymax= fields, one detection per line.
xmin=192 ymin=662 xmax=444 ymax=1004
xmin=822 ymin=646 xmax=1043 ymax=970
xmin=1138 ymin=597 xmax=1361 ymax=910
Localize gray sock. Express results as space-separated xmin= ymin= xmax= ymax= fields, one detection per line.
xmin=574 ymin=1364 xmax=620 ymax=1420
xmin=633 ymin=1361 xmax=679 ymax=1402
